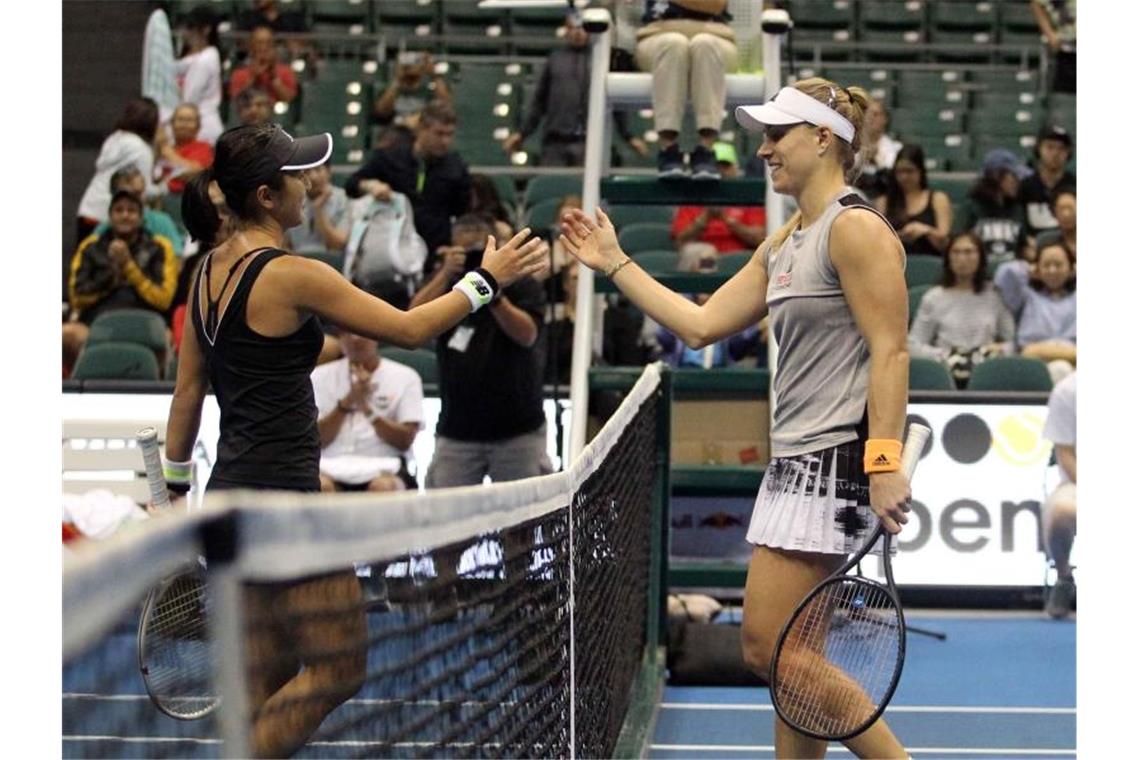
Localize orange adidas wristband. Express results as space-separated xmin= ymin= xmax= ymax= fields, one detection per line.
xmin=864 ymin=439 xmax=903 ymax=473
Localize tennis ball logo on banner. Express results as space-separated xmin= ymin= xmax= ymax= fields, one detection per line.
xmin=939 ymin=412 xmax=1050 ymax=467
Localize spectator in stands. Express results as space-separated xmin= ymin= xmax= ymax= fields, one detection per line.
xmin=1036 ymin=190 xmax=1076 ymax=260
xmin=76 ymin=97 xmax=161 ymax=244
xmin=93 ymin=167 xmax=185 ymax=258
xmin=288 ymin=163 xmax=351 ymax=255
xmin=877 ymin=144 xmax=952 ymax=257
xmin=235 ymin=86 xmax=274 ymax=126
xmin=228 ymin=25 xmax=298 ymax=105
xmin=908 ymin=232 xmax=1015 ymax=388
xmin=958 ymin=149 xmax=1033 ymax=267
xmin=654 ymin=252 xmax=761 ymax=368
xmin=637 ymin=0 xmax=738 ymax=180
xmin=157 ymin=103 xmax=215 ymax=195
xmin=411 ymin=213 xmax=549 ymax=486
xmin=1041 ymin=371 xmax=1077 ymax=619
xmin=1020 ymin=124 xmax=1075 ymax=241
xmin=994 ymin=240 xmax=1076 ymax=384
xmin=671 ymin=142 xmax=766 ymax=254
xmin=855 ymin=98 xmax=903 ymax=201
xmin=176 ymin=5 xmax=225 ymax=145
xmin=64 ymin=190 xmax=179 ymax=373
xmin=346 ymin=101 xmax=471 ymax=270
xmin=469 ymin=174 xmax=515 ymax=242
xmin=501 ymin=9 xmax=649 ymax=167
xmin=1032 ymin=0 xmax=1077 ymax=94
xmin=546 ymin=262 xmax=580 ymax=385
xmin=371 ymin=51 xmax=453 ymax=148
xmin=311 ymin=330 xmax=423 ymax=493
xmin=549 ymin=194 xmax=583 ymax=278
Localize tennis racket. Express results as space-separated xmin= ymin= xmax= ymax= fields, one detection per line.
xmin=769 ymin=422 xmax=931 ymax=742
xmin=135 ymin=427 xmax=218 ymax=721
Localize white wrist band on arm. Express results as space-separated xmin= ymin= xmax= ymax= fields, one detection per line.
xmin=162 ymin=458 xmax=194 ymax=494
xmin=452 ymin=270 xmax=496 ymax=312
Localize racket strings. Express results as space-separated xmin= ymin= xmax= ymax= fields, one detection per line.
xmin=774 ymin=578 xmax=901 ymax=737
xmin=141 ymin=573 xmax=216 ymax=717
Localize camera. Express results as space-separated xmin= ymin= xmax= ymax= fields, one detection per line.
xmin=397 ymin=51 xmax=425 ymax=67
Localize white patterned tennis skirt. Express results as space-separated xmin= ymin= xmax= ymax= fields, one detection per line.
xmin=746 ymin=438 xmax=889 ymax=556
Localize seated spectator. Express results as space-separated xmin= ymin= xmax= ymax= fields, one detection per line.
xmin=469 ymin=173 xmax=516 ymax=243
xmin=227 ymin=25 xmax=298 ymax=105
xmin=655 ymin=253 xmax=761 ymax=368
xmin=1034 ymin=190 xmax=1076 ymax=260
xmin=877 ymin=144 xmax=952 ymax=257
xmin=234 ymin=85 xmax=274 ymax=126
xmin=176 ymin=6 xmax=225 ymax=145
xmin=671 ymin=142 xmax=766 ymax=254
xmin=994 ymin=240 xmax=1076 ymax=384
xmin=311 ymin=330 xmax=424 ymax=493
xmin=75 ymin=97 xmax=161 ymax=244
xmin=64 ymin=190 xmax=179 ymax=374
xmin=1041 ymin=371 xmax=1077 ymax=619
xmin=502 ymin=9 xmax=648 ymax=167
xmin=346 ymin=101 xmax=471 ymax=272
xmin=908 ymin=232 xmax=1015 ymax=388
xmin=854 ymin=97 xmax=902 ymax=201
xmin=93 ymin=167 xmax=185 ymax=257
xmin=157 ymin=103 xmax=214 ymax=195
xmin=1020 ymin=125 xmax=1075 ymax=242
xmin=958 ymin=149 xmax=1033 ymax=267
xmin=1031 ymin=0 xmax=1076 ymax=94
xmin=288 ymin=163 xmax=351 ymax=254
xmin=636 ymin=0 xmax=737 ymax=180
xmin=343 ymin=185 xmax=428 ymax=310
xmin=371 ymin=51 xmax=452 ymax=148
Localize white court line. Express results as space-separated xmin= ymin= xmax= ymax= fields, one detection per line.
xmin=660 ymin=703 xmax=1075 ymax=715
xmin=62 ymin=735 xmax=495 ymax=750
xmin=62 ymin=692 xmax=514 ymax=708
xmin=652 ymin=745 xmax=1075 ymax=756
xmin=64 ymin=736 xmax=221 ymax=745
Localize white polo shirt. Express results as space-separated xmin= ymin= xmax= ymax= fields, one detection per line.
xmin=311 ymin=356 xmax=424 ymax=483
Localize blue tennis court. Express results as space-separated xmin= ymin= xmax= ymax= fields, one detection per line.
xmin=650 ymin=613 xmax=1075 ymax=759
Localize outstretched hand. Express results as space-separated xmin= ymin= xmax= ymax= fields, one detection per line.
xmin=478 ymin=228 xmax=549 ymax=287
xmin=558 ymin=208 xmax=624 ymax=273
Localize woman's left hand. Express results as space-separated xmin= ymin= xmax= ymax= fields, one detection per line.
xmin=898 ymin=222 xmax=927 ymax=243
xmin=869 ymin=470 xmax=912 ymax=534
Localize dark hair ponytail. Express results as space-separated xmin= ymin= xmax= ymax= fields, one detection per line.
xmin=182 ymin=168 xmax=221 ymax=246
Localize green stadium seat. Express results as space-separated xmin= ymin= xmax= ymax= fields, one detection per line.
xmin=88 ymin=309 xmax=168 ymax=353
xmin=72 ymin=341 xmax=161 ymax=381
xmin=929 ymin=29 xmax=996 ymax=64
xmin=786 ymin=0 xmax=856 ymax=30
xmin=932 ymin=1 xmax=997 ymax=32
xmin=969 ymin=107 xmax=1043 ymax=138
xmin=860 ymin=1 xmax=927 ymax=31
xmin=630 ymin=249 xmax=681 ymax=274
xmin=374 ymin=0 xmax=437 ymax=36
xmin=823 ymin=66 xmax=895 ymax=104
xmin=909 ymin=356 xmax=955 ymax=391
xmin=891 ymin=107 xmax=966 ymax=140
xmin=522 ymin=197 xmax=565 ymax=230
xmin=441 ymin=0 xmax=508 ymax=54
xmin=1046 ymin=94 xmax=1077 ymax=134
xmin=904 ymin=256 xmax=943 ymax=288
xmin=921 ymin=134 xmax=974 ymax=172
xmin=380 ymin=346 xmax=439 ymax=386
xmin=972 ymin=134 xmax=1037 ymax=164
xmin=860 ymin=29 xmax=926 ymax=63
xmin=907 ymin=283 xmax=935 ymax=327
xmin=510 ymin=4 xmax=566 ymax=51
xmin=970 ymin=67 xmax=1041 ymax=93
xmin=524 ymin=174 xmax=585 ymax=206
xmin=310 ymin=0 xmax=370 ymax=25
xmin=718 ymin=251 xmax=753 ymax=275
xmin=966 ymin=356 xmax=1054 ymax=392
xmin=604 ymin=204 xmax=678 ymax=229
xmin=999 ymin=2 xmax=1042 ymax=35
xmin=618 ymin=223 xmax=675 ymax=254
xmin=930 ymin=175 xmax=974 ymax=211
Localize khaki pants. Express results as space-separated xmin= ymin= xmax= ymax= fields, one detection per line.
xmin=636 ymin=19 xmax=738 ymax=134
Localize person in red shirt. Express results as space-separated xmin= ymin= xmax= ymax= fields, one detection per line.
xmin=159 ymin=103 xmax=215 ymax=194
xmin=227 ymin=25 xmax=298 ymax=104
xmin=671 ymin=142 xmax=766 ymax=254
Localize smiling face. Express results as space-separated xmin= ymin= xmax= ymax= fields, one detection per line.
xmin=756 ymin=122 xmax=818 ymax=195
xmin=1035 ymin=244 xmax=1074 ymax=293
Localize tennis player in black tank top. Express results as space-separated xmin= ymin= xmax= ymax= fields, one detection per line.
xmin=161 ymin=124 xmax=548 ymax=757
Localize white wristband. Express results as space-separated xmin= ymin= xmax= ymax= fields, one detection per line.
xmin=452 ymin=271 xmax=495 ymax=312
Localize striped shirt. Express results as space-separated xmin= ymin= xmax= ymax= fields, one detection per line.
xmin=908 ymin=285 xmax=1015 ymax=361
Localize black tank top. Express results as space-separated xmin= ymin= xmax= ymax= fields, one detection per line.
xmin=191 ymin=248 xmax=324 ymax=492
xmin=895 ymin=191 xmax=942 ymax=258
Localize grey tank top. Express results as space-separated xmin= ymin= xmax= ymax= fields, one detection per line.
xmin=765 ymin=189 xmax=903 ymax=457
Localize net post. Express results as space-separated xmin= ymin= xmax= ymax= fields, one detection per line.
xmin=201 ymin=510 xmax=252 ymax=759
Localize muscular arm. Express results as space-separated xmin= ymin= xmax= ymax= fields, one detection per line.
xmin=488 ymin=295 xmax=539 ymax=348
xmin=164 ymin=312 xmax=209 ymax=463
xmin=831 ymin=210 xmax=910 ymax=444
xmin=925 ymin=191 xmax=953 ymax=253
xmin=317 ymin=404 xmax=350 ymax=448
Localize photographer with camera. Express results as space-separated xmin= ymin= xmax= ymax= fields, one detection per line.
xmin=410 ymin=213 xmax=551 ymax=488
xmin=372 ymin=50 xmax=453 ymax=147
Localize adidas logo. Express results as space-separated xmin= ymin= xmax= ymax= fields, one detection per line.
xmin=873 ymin=454 xmax=891 ymax=466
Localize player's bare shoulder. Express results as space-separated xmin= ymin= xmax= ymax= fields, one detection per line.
xmin=830 ymin=206 xmax=904 ymax=269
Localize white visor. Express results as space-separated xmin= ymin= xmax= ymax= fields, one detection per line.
xmin=735 ymin=87 xmax=856 ymax=144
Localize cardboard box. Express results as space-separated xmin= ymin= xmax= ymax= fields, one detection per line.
xmin=671 ymin=398 xmax=770 ymax=467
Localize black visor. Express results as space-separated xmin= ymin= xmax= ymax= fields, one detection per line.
xmin=250 ymin=127 xmax=334 ymax=184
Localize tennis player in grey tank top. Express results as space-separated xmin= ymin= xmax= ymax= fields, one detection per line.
xmin=561 ymin=79 xmax=914 ymax=759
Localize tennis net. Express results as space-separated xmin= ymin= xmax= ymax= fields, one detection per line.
xmin=63 ymin=363 xmax=668 ymax=758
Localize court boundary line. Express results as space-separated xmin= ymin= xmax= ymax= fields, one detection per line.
xmin=659 ymin=703 xmax=1075 ymax=715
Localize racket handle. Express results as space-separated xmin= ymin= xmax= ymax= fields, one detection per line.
xmin=137 ymin=427 xmax=172 ymax=511
xmin=901 ymin=423 xmax=931 ymax=481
